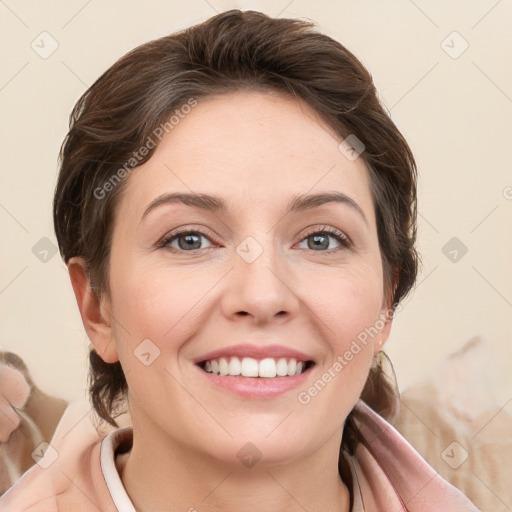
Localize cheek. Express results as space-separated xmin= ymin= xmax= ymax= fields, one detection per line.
xmin=301 ymin=264 xmax=383 ymax=394
xmin=109 ymin=261 xmax=210 ymax=351
xmin=308 ymin=263 xmax=384 ymax=341
xmin=295 ymin=269 xmax=381 ymax=417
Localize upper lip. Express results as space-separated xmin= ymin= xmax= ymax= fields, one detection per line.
xmin=193 ymin=344 xmax=315 ymax=364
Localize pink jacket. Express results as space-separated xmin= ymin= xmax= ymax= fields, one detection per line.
xmin=0 ymin=399 xmax=481 ymax=511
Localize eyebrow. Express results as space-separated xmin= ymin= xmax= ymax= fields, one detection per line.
xmin=141 ymin=191 xmax=368 ymax=225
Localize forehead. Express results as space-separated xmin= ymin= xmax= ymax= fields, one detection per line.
xmin=120 ymin=90 xmax=375 ymax=222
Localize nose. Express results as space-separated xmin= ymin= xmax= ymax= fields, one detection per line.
xmin=221 ymin=236 xmax=300 ymax=326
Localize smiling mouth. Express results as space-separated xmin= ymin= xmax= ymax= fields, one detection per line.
xmin=197 ymin=356 xmax=315 ymax=378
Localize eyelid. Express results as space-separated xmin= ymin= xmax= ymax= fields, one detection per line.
xmin=157 ymin=225 xmax=220 ymax=250
xmin=157 ymin=224 xmax=352 ymax=253
xmin=300 ymin=225 xmax=351 ymax=246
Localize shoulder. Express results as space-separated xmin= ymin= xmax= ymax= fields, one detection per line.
xmin=0 ymin=399 xmax=124 ymax=511
xmin=350 ymin=400 xmax=482 ymax=511
xmin=0 ymin=434 xmax=102 ymax=511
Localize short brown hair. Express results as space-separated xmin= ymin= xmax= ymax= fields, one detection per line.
xmin=54 ymin=8 xmax=419 ymax=496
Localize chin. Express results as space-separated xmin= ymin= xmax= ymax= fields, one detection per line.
xmin=212 ymin=431 xmax=314 ymax=469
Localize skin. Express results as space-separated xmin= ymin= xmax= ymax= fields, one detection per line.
xmin=68 ymin=90 xmax=395 ymax=512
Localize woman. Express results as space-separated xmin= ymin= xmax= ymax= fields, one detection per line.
xmin=0 ymin=9 xmax=481 ymax=511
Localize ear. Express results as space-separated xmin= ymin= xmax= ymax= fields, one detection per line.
xmin=375 ymin=266 xmax=399 ymax=356
xmin=67 ymin=257 xmax=119 ymax=364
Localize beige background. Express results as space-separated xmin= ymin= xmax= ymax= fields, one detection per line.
xmin=0 ymin=0 xmax=511 ymax=405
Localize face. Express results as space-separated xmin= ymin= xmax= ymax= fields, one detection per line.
xmin=82 ymin=91 xmax=393 ymax=467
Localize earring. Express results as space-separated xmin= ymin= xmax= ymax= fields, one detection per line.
xmin=371 ymin=340 xmax=383 ymax=369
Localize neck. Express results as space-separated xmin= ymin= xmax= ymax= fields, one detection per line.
xmin=119 ymin=416 xmax=351 ymax=512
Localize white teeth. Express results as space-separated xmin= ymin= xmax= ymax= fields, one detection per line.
xmin=259 ymin=358 xmax=276 ymax=378
xmin=201 ymin=356 xmax=309 ymax=378
xmin=219 ymin=357 xmax=229 ymax=376
xmin=228 ymin=356 xmax=241 ymax=376
xmin=276 ymin=358 xmax=288 ymax=376
xmin=241 ymin=357 xmax=259 ymax=377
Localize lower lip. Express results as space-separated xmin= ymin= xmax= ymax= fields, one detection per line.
xmin=194 ymin=364 xmax=314 ymax=398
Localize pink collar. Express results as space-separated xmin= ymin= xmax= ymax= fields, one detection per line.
xmin=346 ymin=399 xmax=481 ymax=511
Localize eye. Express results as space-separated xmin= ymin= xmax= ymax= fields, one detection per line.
xmin=296 ymin=226 xmax=351 ymax=252
xmin=158 ymin=225 xmax=351 ymax=254
xmin=160 ymin=229 xmax=214 ymax=252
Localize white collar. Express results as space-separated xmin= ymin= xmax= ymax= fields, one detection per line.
xmin=342 ymin=449 xmax=364 ymax=512
xmin=100 ymin=426 xmax=136 ymax=512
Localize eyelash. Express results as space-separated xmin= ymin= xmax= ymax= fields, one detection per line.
xmin=157 ymin=225 xmax=351 ymax=254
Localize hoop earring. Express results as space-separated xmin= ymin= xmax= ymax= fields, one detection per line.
xmin=371 ymin=350 xmax=383 ymax=369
